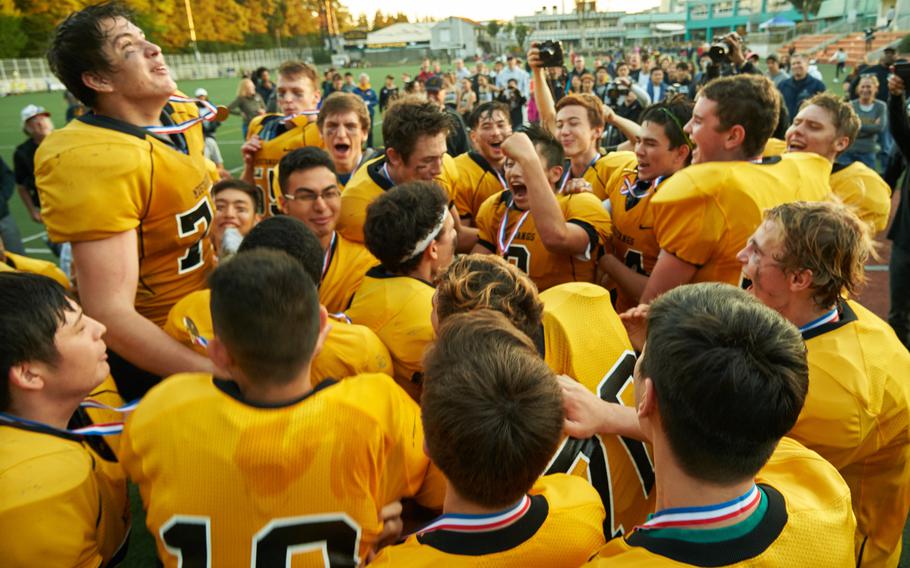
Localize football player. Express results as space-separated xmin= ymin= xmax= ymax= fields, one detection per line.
xmin=241 ymin=60 xmax=323 ymax=216
xmin=164 ymin=216 xmax=392 ymax=383
xmin=433 ymin=254 xmax=655 ymax=536
xmin=121 ymin=250 xmax=442 ymax=567
xmin=37 ymin=3 xmax=216 ymax=400
xmin=337 ymin=96 xmax=461 ymax=245
xmin=278 ymin=147 xmax=376 ymax=313
xmin=564 ymin=283 xmax=856 ymax=566
xmin=0 ymin=235 xmax=70 ymax=288
xmin=600 ymin=95 xmax=693 ymax=311
xmin=639 ymin=74 xmax=831 ymax=303
xmin=347 ymin=182 xmax=457 ymax=401
xmin=472 ymin=125 xmax=612 ymax=291
xmin=739 ymin=201 xmax=910 ymax=567
xmin=315 ymin=92 xmax=377 ymax=189
xmin=371 ymin=310 xmax=606 ymax=566
xmin=209 ymin=179 xmax=261 ymax=259
xmin=0 ymin=272 xmax=129 ymax=566
xmin=786 ymin=93 xmax=891 ymax=234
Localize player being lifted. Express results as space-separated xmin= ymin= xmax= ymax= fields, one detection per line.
xmin=639 ymin=74 xmax=830 ymax=303
xmin=241 ymin=60 xmax=323 ymax=216
xmin=739 ymin=201 xmax=910 ymax=567
xmin=785 ymin=93 xmax=891 ymax=234
xmin=433 ymin=254 xmax=655 ymax=536
xmin=37 ymin=2 xmax=218 ymax=399
xmin=472 ymin=125 xmax=612 ymax=291
xmin=121 ymin=249 xmax=441 ymax=567
xmin=371 ymin=310 xmax=607 ymax=566
xmin=564 ymin=283 xmax=857 ymax=566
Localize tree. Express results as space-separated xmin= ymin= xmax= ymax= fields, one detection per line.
xmin=356 ymin=12 xmax=368 ymax=29
xmin=486 ymin=20 xmax=501 ymax=38
xmin=372 ymin=9 xmax=385 ymax=30
xmin=0 ymin=14 xmax=27 ymax=57
xmin=514 ymin=23 xmax=530 ymax=49
xmin=393 ymin=12 xmax=408 ymax=24
xmin=789 ymin=0 xmax=823 ymax=23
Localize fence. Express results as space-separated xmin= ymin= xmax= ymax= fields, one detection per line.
xmin=0 ymin=47 xmax=314 ymax=95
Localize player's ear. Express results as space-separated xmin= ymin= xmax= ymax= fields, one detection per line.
xmin=386 ymin=147 xmax=402 ymax=168
xmin=7 ymin=363 xmax=46 ymax=393
xmin=637 ymin=377 xmax=657 ymax=419
xmin=833 ymin=135 xmax=851 ymax=155
xmin=547 ymin=164 xmax=564 ymax=186
xmin=81 ymin=71 xmax=113 ymax=95
xmin=726 ymin=124 xmax=746 ymax=151
xmin=788 ymin=268 xmax=814 ymax=293
xmin=207 ymin=336 xmax=233 ymax=375
xmin=311 ymin=305 xmax=331 ymax=359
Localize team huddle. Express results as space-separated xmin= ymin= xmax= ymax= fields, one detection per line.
xmin=2 ymin=2 xmax=910 ymax=567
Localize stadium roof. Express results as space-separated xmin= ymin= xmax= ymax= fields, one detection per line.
xmin=366 ymin=23 xmax=434 ymax=47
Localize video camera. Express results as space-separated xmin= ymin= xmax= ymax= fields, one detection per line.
xmin=606 ymin=80 xmax=630 ymax=101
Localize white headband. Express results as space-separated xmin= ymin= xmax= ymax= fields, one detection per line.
xmin=402 ymin=206 xmax=450 ymax=262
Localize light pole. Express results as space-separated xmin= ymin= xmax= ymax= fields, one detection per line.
xmin=183 ymin=0 xmax=201 ymax=62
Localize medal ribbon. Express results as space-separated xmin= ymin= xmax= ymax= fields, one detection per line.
xmin=497 ymin=166 xmax=569 ymax=255
xmin=799 ymin=307 xmax=839 ymax=333
xmin=145 ymin=95 xmax=219 ymax=136
xmin=418 ymin=495 xmax=531 ymax=534
xmin=281 ymin=109 xmax=320 ymax=124
xmin=322 ymin=232 xmax=337 ymax=280
xmin=637 ymin=484 xmax=760 ymax=531
xmin=621 ymin=174 xmax=666 ymax=198
xmin=0 ymin=410 xmax=126 ymax=437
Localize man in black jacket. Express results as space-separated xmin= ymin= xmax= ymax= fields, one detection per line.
xmin=887 ymin=74 xmax=910 ymax=347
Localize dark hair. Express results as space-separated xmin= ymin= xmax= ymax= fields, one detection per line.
xmin=521 ymin=123 xmax=564 ymax=169
xmin=237 ymin=216 xmax=323 ymax=285
xmin=467 ymin=101 xmax=511 ymax=129
xmin=363 ymin=181 xmax=449 ymax=274
xmin=212 ymin=179 xmax=260 ymax=212
xmin=382 ymin=96 xmax=452 ymax=163
xmin=700 ymin=75 xmax=780 ymax=159
xmin=277 ymin=147 xmax=337 ymax=198
xmin=639 ymin=283 xmax=808 ymax=484
xmin=317 ymin=92 xmax=370 ymax=134
xmin=639 ymin=94 xmax=695 ymax=151
xmin=0 ymin=273 xmax=74 ymax=411
xmin=210 ymin=250 xmax=321 ymax=384
xmin=422 ymin=310 xmax=563 ymax=508
xmin=766 ymin=54 xmax=780 ymax=63
xmin=47 ymin=1 xmax=134 ymax=107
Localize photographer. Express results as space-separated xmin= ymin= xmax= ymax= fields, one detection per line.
xmin=497 ymin=78 xmax=527 ymax=128
xmin=886 ymin=74 xmax=910 ymax=347
xmin=699 ymin=32 xmax=759 ymax=85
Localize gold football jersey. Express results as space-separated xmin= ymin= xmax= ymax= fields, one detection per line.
xmin=830 ymin=161 xmax=892 ymax=234
xmin=247 ymin=113 xmax=324 ymax=216
xmin=0 ymin=421 xmax=130 ymax=567
xmin=587 ymin=437 xmax=856 ymax=567
xmin=163 ymin=289 xmax=392 ymax=385
xmin=762 ymin=137 xmax=788 ymax=157
xmin=579 ymin=151 xmax=639 ymax=202
xmin=36 ymin=101 xmax=215 ymax=327
xmin=120 ymin=372 xmax=445 ymax=568
xmin=370 ymin=474 xmax=606 ymax=567
xmin=539 ymin=283 xmax=655 ymax=538
xmin=337 ymin=153 xmax=458 ymax=244
xmin=3 ymin=251 xmax=70 ymax=288
xmin=651 ymin=153 xmax=831 ymax=286
xmin=320 ymin=232 xmax=377 ymax=313
xmin=451 ymin=151 xmax=507 ymax=220
xmin=793 ymin=300 xmax=910 ymax=568
xmin=345 ymin=266 xmax=436 ymax=400
xmin=475 ymin=190 xmax=613 ymax=291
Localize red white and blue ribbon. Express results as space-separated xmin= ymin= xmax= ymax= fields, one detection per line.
xmin=621 ymin=174 xmax=666 ymax=199
xmin=281 ymin=109 xmax=320 ymax=124
xmin=0 ymin=411 xmax=124 ymax=437
xmin=145 ymin=95 xmax=219 ymax=136
xmin=497 ymin=169 xmax=569 ymax=256
xmin=636 ymin=484 xmax=760 ymax=531
xmin=80 ymin=398 xmax=140 ymax=413
xmin=799 ymin=307 xmax=839 ymax=333
xmin=322 ymin=231 xmax=338 ymax=280
xmin=418 ymin=495 xmax=531 ymax=534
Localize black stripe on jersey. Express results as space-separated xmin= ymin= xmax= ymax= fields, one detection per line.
xmin=366 ymin=155 xmax=395 ymax=191
xmin=568 ymin=219 xmax=600 ymax=252
xmin=415 ymin=494 xmax=549 ymax=555
xmin=625 ymin=483 xmax=787 ymax=566
xmin=801 ymin=299 xmax=858 ymax=341
xmin=365 ymin=265 xmax=435 ymax=287
xmin=213 ymin=377 xmax=338 ymax=408
xmin=831 ymin=162 xmax=848 ymax=174
xmin=475 ymin=239 xmax=496 ymax=253
xmin=468 ymin=151 xmax=497 ymax=174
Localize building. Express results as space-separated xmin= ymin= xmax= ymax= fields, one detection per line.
xmin=431 ymin=17 xmax=482 ymax=59
xmin=517 ymin=5 xmax=626 ymax=51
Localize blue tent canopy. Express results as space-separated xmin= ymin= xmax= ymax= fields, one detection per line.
xmin=759 ymin=15 xmax=797 ymax=29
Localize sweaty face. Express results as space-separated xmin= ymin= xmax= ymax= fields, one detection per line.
xmin=736 ymin=220 xmax=792 ymax=314
xmin=470 ymin=110 xmax=512 ymax=166
xmin=213 ymin=188 xmax=259 ymax=246
xmin=321 ymin=110 xmax=367 ymax=174
xmin=685 ymin=96 xmax=725 ymax=164
xmin=282 ymin=166 xmax=341 ymax=241
xmin=277 ymin=74 xmax=320 ymax=116
xmin=785 ymin=104 xmax=845 ymax=161
xmin=395 ymin=133 xmax=448 ymax=182
xmin=636 ymin=120 xmax=686 ymax=182
xmin=556 ymin=104 xmax=600 ymax=159
xmin=99 ymin=16 xmax=176 ymax=101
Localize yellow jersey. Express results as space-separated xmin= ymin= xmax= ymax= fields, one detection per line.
xmin=475 ymin=190 xmax=613 ymax=292
xmin=762 ymin=137 xmax=788 ymax=157
xmin=574 ymin=151 xmax=639 ymax=202
xmin=371 ymin=474 xmax=606 ymax=567
xmin=451 ymin=151 xmax=507 ymax=221
xmin=651 ymin=153 xmax=831 ymax=286
xmin=321 ymin=231 xmax=377 ymax=313
xmin=36 ymin=103 xmax=215 ymax=327
xmin=539 ymin=283 xmax=655 ymax=538
xmin=163 ymin=289 xmax=392 ymax=385
xmin=120 ymin=372 xmax=445 ymax=568
xmin=830 ymin=161 xmax=892 ymax=234
xmin=0 ymin=418 xmax=130 ymax=567
xmin=337 ymin=153 xmax=458 ymax=244
xmin=587 ymin=437 xmax=856 ymax=567
xmin=3 ymin=251 xmax=70 ymax=288
xmin=606 ymin=168 xmax=673 ymax=311
xmin=247 ymin=113 xmax=324 ymax=216
xmin=345 ymin=266 xmax=435 ymax=400
xmin=793 ymin=300 xmax=910 ymax=568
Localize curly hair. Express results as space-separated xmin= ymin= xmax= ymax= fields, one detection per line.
xmin=700 ymin=74 xmax=780 ymax=159
xmin=382 ymin=96 xmax=452 ymax=163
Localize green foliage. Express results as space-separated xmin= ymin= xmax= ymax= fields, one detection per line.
xmin=486 ymin=20 xmax=501 ymax=38
xmin=514 ymin=23 xmax=530 ymax=49
xmin=899 ymin=34 xmax=910 ymax=54
xmin=0 ymin=14 xmax=27 ymax=57
xmin=788 ymin=0 xmax=823 ymax=22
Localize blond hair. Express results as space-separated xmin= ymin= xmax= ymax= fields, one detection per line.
xmin=799 ymin=92 xmax=860 ymax=145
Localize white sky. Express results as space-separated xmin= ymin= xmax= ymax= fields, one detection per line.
xmin=343 ymin=0 xmax=661 ymax=24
